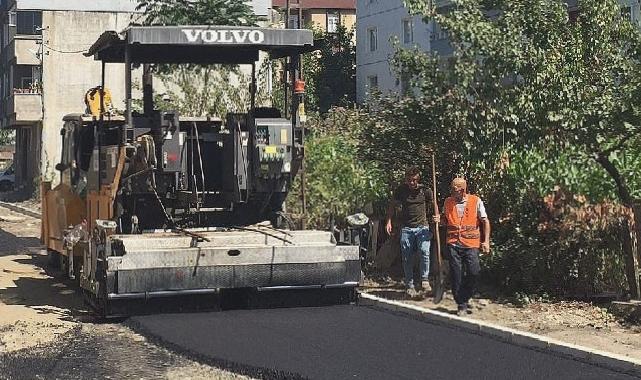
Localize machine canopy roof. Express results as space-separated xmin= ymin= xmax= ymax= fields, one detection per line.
xmin=86 ymin=26 xmax=316 ymax=64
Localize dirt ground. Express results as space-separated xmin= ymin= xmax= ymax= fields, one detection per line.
xmin=0 ymin=204 xmax=248 ymax=379
xmin=363 ymin=276 xmax=641 ymax=362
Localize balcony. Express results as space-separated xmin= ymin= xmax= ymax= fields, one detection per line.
xmin=5 ymin=36 xmax=41 ymax=65
xmin=4 ymin=91 xmax=43 ymax=127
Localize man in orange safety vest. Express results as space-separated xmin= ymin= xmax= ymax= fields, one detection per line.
xmin=443 ymin=178 xmax=491 ymax=316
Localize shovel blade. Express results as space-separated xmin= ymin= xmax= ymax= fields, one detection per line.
xmin=432 ymin=279 xmax=445 ymax=304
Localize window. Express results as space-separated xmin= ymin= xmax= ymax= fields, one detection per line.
xmin=2 ymin=71 xmax=8 ymax=98
xmin=430 ymin=23 xmax=448 ymax=41
xmin=327 ymin=11 xmax=339 ymax=33
xmin=367 ymin=75 xmax=378 ymax=90
xmin=400 ymin=73 xmax=411 ymax=95
xmin=368 ymin=27 xmax=377 ymax=52
xmin=402 ymin=18 xmax=413 ymax=44
xmin=8 ymin=11 xmax=16 ymax=27
xmin=13 ymin=65 xmax=40 ymax=92
xmin=2 ymin=23 xmax=9 ymax=47
xmin=622 ymin=6 xmax=632 ymax=21
xmin=16 ymin=11 xmax=42 ymax=35
xmin=288 ymin=14 xmax=300 ymax=29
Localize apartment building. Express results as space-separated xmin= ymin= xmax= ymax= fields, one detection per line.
xmin=0 ymin=0 xmax=143 ymax=190
xmin=0 ymin=0 xmax=271 ymax=191
xmin=355 ymin=0 xmax=452 ymax=103
xmin=272 ymin=0 xmax=356 ymax=32
xmin=356 ymin=0 xmax=640 ymax=103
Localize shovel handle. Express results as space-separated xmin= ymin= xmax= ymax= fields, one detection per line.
xmin=431 ymin=153 xmax=442 ymax=266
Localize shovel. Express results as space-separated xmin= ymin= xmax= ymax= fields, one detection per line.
xmin=431 ymin=152 xmax=445 ymax=304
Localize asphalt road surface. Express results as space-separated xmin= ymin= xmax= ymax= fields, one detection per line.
xmin=131 ymin=304 xmax=639 ymax=380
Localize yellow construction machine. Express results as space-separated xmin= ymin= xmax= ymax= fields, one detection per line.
xmin=41 ymin=26 xmax=360 ymax=316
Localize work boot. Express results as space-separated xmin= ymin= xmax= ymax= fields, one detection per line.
xmin=456 ymin=304 xmax=468 ymax=317
xmin=405 ymin=286 xmax=418 ymax=299
xmin=421 ymin=280 xmax=432 ymax=294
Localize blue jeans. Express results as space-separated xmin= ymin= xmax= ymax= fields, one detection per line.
xmin=400 ymin=226 xmax=432 ymax=288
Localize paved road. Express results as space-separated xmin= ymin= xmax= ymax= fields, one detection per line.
xmin=131 ymin=305 xmax=638 ymax=380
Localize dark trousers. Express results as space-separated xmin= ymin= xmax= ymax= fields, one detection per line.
xmin=447 ymin=245 xmax=481 ymax=306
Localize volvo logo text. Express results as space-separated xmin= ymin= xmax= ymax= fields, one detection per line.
xmin=182 ymin=29 xmax=265 ymax=44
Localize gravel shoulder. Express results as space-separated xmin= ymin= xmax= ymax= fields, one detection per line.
xmin=0 ymin=204 xmax=250 ymax=379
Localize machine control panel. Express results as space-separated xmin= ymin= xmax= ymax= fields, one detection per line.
xmin=254 ymin=118 xmax=292 ymax=179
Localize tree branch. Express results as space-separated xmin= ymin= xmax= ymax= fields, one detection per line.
xmin=593 ymin=151 xmax=634 ymax=206
xmin=600 ymin=131 xmax=636 ymax=156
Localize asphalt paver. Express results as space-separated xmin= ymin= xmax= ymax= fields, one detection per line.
xmin=131 ymin=304 xmax=639 ymax=380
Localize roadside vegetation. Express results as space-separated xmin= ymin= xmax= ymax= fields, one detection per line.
xmin=294 ymin=0 xmax=641 ymax=300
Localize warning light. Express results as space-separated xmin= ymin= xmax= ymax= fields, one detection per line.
xmin=294 ymin=80 xmax=306 ymax=94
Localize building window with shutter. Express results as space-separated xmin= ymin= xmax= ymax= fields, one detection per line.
xmin=327 ymin=11 xmax=340 ymax=33
xmin=288 ymin=14 xmax=300 ymax=29
xmin=16 ymin=11 xmax=42 ymax=35
xmin=402 ymin=18 xmax=413 ymax=44
xmin=368 ymin=27 xmax=377 ymax=52
xmin=367 ymin=75 xmax=378 ymax=90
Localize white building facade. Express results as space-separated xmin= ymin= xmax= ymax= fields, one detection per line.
xmin=356 ymin=0 xmax=450 ymax=103
xmin=0 ymin=0 xmax=270 ymax=191
xmin=356 ymin=0 xmax=640 ymax=104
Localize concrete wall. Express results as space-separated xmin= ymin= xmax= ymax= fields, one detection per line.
xmin=40 ymin=10 xmax=134 ymax=182
xmin=10 ymin=93 xmax=41 ymax=122
xmin=356 ymin=0 xmax=431 ymax=103
xmin=252 ymin=0 xmax=270 ymax=16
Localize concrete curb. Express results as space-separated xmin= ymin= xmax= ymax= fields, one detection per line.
xmin=359 ymin=292 xmax=641 ymax=377
xmin=0 ymin=201 xmax=41 ymax=219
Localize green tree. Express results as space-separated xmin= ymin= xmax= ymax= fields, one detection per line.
xmin=0 ymin=130 xmax=15 ymax=146
xmin=399 ymin=0 xmax=641 ymax=204
xmin=136 ymin=0 xmax=259 ymax=26
xmin=303 ymin=25 xmax=356 ymax=113
xmin=135 ymin=0 xmax=268 ymax=118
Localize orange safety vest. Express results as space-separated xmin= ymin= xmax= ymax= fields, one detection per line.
xmin=445 ymin=194 xmax=481 ymax=248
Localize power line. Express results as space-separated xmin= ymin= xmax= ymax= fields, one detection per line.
xmin=43 ymin=43 xmax=90 ymax=54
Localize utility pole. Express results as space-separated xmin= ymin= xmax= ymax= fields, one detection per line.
xmin=284 ymin=0 xmax=290 ymax=118
xmin=298 ymin=0 xmax=307 ymax=230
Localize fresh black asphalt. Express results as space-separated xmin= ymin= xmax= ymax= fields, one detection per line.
xmin=131 ymin=304 xmax=639 ymax=380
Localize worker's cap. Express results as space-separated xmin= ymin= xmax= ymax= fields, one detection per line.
xmin=451 ymin=178 xmax=467 ymax=190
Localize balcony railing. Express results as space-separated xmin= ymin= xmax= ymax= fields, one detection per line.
xmin=13 ymin=86 xmax=41 ymax=95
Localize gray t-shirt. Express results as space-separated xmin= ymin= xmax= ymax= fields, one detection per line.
xmin=393 ymin=184 xmax=434 ymax=228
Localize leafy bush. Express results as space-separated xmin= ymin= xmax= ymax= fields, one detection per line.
xmin=286 ymin=109 xmax=387 ymax=229
xmin=479 ymin=152 xmax=631 ymax=297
